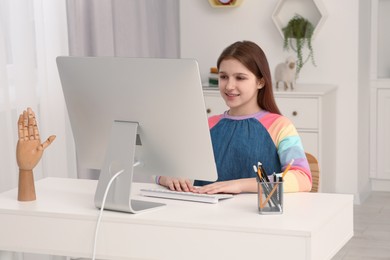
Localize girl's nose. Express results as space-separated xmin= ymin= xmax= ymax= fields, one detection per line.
xmin=225 ymin=79 xmax=235 ymax=90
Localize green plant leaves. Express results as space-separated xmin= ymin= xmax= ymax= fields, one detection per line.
xmin=282 ymin=14 xmax=316 ymax=75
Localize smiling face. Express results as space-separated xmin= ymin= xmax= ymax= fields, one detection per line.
xmin=218 ymin=58 xmax=263 ymax=116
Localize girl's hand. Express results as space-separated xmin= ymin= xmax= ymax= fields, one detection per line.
xmin=158 ymin=176 xmax=194 ymax=192
xmin=195 ymin=178 xmax=257 ymax=194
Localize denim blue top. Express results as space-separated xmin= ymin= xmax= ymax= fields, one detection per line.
xmin=194 ymin=111 xmax=281 ymax=186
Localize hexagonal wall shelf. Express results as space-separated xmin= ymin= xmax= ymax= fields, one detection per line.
xmin=272 ymin=0 xmax=328 ymax=39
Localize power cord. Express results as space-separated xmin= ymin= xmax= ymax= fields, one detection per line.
xmin=92 ymin=161 xmax=140 ymax=260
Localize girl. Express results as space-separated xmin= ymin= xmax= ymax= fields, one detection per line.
xmin=159 ymin=41 xmax=312 ymax=194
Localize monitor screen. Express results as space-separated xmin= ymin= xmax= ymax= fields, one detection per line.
xmin=57 ymin=56 xmax=218 ymax=213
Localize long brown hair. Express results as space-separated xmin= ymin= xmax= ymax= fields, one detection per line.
xmin=217 ymin=41 xmax=281 ymax=115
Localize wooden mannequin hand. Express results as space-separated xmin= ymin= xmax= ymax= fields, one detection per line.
xmin=16 ymin=107 xmax=55 ymax=201
xmin=16 ymin=108 xmax=56 ymax=170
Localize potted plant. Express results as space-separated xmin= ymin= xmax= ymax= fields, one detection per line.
xmin=282 ymin=14 xmax=316 ymax=76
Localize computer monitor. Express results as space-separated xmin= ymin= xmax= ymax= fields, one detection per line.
xmin=56 ymin=56 xmax=218 ymax=213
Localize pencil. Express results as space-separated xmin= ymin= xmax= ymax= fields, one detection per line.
xmin=281 ymin=159 xmax=294 ymax=179
xmin=261 ymin=183 xmax=279 ymax=209
xmin=258 ymin=162 xmax=270 ymax=182
xmin=261 ymin=160 xmax=294 ymax=210
xmin=259 ymin=184 xmax=264 ymax=209
xmin=255 ymin=163 xmax=273 ymax=207
xmin=257 ymin=162 xmax=280 ymax=207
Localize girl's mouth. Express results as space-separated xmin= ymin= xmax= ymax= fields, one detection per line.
xmin=225 ymin=92 xmax=240 ymax=97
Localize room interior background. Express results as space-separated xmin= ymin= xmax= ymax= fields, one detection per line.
xmin=67 ymin=0 xmax=375 ymax=205
xmin=0 ymin=0 xmax=388 ymax=259
xmin=66 ymin=0 xmax=375 ymax=206
xmin=0 ymin=0 xmax=376 ymax=206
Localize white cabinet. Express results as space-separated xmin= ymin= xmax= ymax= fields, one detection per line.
xmin=376 ymin=89 xmax=390 ymax=179
xmin=274 ymin=95 xmax=320 ymax=158
xmin=369 ymin=0 xmax=390 ymax=191
xmin=203 ymin=84 xmax=337 ymax=192
xmin=370 ymin=85 xmax=390 ymax=190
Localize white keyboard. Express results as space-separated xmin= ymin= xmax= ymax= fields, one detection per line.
xmin=140 ymin=188 xmax=233 ymax=204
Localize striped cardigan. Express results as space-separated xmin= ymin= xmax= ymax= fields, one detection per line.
xmin=209 ymin=111 xmax=312 ymax=192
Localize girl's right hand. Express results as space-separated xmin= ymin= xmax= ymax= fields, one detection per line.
xmin=158 ymin=176 xmax=195 ymax=192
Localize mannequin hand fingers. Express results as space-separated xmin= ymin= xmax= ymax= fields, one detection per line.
xmin=39 ymin=135 xmax=56 ymax=150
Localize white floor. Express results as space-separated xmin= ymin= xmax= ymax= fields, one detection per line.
xmin=332 ymin=191 xmax=390 ymax=260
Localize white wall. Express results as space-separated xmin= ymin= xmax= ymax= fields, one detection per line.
xmin=180 ymin=0 xmax=368 ymax=202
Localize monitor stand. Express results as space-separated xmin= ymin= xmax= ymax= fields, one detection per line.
xmin=94 ymin=120 xmax=165 ymax=213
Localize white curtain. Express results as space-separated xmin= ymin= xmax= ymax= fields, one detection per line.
xmin=66 ymin=0 xmax=179 ymax=58
xmin=0 ymin=0 xmax=75 ymax=259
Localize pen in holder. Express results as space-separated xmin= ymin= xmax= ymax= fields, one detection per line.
xmin=257 ymin=180 xmax=283 ymax=214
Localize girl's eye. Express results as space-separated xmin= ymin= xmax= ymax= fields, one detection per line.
xmin=236 ymin=76 xmax=246 ymax=80
xmin=219 ymin=75 xmax=228 ymax=80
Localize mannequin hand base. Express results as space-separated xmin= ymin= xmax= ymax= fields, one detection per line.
xmin=18 ymin=169 xmax=36 ymax=201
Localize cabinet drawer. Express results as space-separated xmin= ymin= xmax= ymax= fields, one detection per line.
xmin=299 ymin=132 xmax=319 ymax=159
xmin=203 ymin=94 xmax=228 ymax=116
xmin=275 ymin=97 xmax=319 ymax=129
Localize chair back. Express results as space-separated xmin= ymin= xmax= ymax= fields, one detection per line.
xmin=305 ymin=152 xmax=320 ymax=192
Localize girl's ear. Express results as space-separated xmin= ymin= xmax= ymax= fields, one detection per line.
xmin=258 ymin=78 xmax=265 ymax=89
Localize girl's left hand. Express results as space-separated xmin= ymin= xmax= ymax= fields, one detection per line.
xmin=194 ymin=178 xmax=256 ymax=194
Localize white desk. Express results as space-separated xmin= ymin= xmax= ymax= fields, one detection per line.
xmin=0 ymin=178 xmax=353 ymax=260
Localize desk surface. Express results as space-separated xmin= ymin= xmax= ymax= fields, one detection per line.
xmin=0 ymin=177 xmax=353 ymax=260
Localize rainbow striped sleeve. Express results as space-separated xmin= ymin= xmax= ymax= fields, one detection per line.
xmin=208 ymin=114 xmax=223 ymax=129
xmin=260 ymin=113 xmax=312 ymax=192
